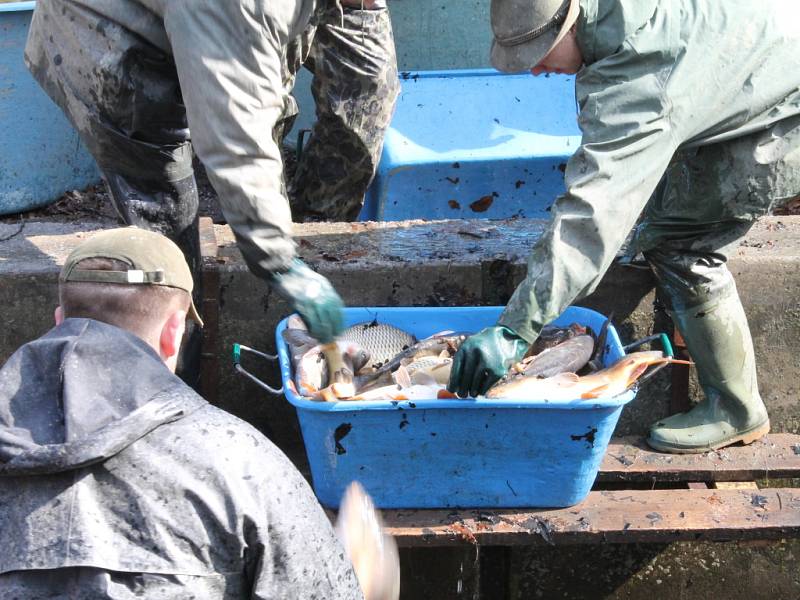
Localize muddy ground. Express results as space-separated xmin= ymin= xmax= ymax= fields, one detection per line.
xmin=2 ymin=151 xmax=799 ymax=228
xmin=0 ymin=148 xmax=299 ymax=228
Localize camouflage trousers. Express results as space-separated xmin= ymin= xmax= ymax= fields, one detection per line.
xmin=279 ymin=3 xmax=400 ymax=222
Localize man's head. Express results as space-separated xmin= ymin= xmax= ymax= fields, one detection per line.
xmin=490 ymin=0 xmax=583 ymax=76
xmin=57 ymin=227 xmax=203 ymax=371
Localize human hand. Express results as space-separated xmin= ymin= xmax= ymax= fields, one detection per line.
xmin=269 ymin=259 xmax=344 ymax=344
xmin=447 ymin=325 xmax=529 ymax=397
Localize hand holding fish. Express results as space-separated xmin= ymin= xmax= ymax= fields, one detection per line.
xmin=447 ymin=325 xmax=529 ymax=398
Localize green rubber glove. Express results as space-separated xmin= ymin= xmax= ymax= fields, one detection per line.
xmin=448 ymin=325 xmax=529 ymax=398
xmin=269 ymin=259 xmax=344 ymax=344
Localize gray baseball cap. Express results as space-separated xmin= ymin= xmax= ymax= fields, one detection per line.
xmin=491 ymin=0 xmax=580 ymax=73
xmin=60 ymin=226 xmax=203 ymax=326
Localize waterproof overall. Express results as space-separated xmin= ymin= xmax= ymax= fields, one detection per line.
xmin=25 ymin=0 xmax=398 ymax=382
xmin=498 ymin=0 xmax=800 ymax=451
xmin=0 ymin=319 xmax=362 ymax=598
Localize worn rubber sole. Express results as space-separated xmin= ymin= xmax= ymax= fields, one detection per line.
xmin=646 ymin=420 xmax=771 ymax=454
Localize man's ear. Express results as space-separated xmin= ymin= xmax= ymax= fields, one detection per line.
xmin=54 ymin=306 xmax=64 ymax=326
xmin=159 ymin=310 xmax=187 ymax=361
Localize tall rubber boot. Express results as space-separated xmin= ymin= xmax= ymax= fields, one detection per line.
xmin=647 ymin=293 xmax=770 ymax=453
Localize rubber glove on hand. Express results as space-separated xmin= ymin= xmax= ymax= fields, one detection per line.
xmin=447 ymin=325 xmax=529 ymax=398
xmin=270 ymin=259 xmax=344 ymax=344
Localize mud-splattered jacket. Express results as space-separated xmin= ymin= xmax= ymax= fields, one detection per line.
xmin=0 ymin=319 xmax=362 ymax=599
xmin=499 ymin=0 xmax=800 ymax=341
xmin=26 ymin=0 xmax=345 ymax=278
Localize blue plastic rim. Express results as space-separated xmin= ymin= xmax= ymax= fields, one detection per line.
xmin=274 ymin=306 xmax=636 ymax=509
xmin=276 ymin=306 xmax=633 ymax=411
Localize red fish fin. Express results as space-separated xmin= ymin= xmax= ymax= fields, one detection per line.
xmin=668 ymin=358 xmax=694 ymax=366
xmin=437 ymin=389 xmax=458 ymax=399
xmin=581 ymin=384 xmax=609 ymax=399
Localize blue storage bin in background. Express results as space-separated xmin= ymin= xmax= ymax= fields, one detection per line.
xmin=0 ymin=2 xmax=100 ymax=215
xmin=359 ymin=69 xmax=581 ymax=222
xmin=276 ymin=306 xmax=634 ymax=509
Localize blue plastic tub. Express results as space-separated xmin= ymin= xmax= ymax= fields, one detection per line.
xmin=276 ymin=306 xmax=633 ymax=509
xmin=359 ymin=69 xmax=581 ymax=222
xmin=0 ymin=2 xmax=100 ymax=215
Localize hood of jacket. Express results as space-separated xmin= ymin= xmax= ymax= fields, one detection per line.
xmin=0 ymin=318 xmax=205 ymax=476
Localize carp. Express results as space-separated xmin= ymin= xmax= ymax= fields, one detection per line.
xmin=510 ymin=334 xmax=595 ymax=380
xmin=486 ymin=351 xmax=692 ymax=400
xmin=340 ymin=321 xmax=417 ymax=368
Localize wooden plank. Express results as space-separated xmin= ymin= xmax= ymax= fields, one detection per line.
xmin=382 ymin=488 xmax=800 ymax=547
xmin=687 ymin=482 xmax=709 ymax=490
xmin=598 ymin=434 xmax=800 ymax=483
xmin=714 ymin=481 xmax=759 ymax=490
xmin=199 ymin=218 xmax=221 ymax=404
xmin=198 ymin=216 xmax=218 ymax=259
xmin=670 ymin=328 xmax=692 ymax=414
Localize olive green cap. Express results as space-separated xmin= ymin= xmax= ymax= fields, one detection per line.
xmin=490 ymin=0 xmax=580 ymax=73
xmin=60 ymin=227 xmax=203 ymax=326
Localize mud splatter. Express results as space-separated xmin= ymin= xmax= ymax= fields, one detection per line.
xmin=570 ymin=427 xmax=598 ymax=448
xmin=334 ymin=423 xmax=352 ymax=455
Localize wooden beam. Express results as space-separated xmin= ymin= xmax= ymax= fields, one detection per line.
xmin=714 ymin=481 xmax=759 ymax=490
xmin=199 ymin=218 xmax=221 ymax=404
xmin=382 ymin=488 xmax=800 ymax=547
xmin=598 ymin=434 xmax=800 ymax=482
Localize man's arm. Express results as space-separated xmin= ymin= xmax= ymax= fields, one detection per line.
xmin=161 ymin=0 xmax=306 ymax=278
xmin=161 ymin=1 xmax=344 ymax=341
xmin=498 ymin=59 xmax=680 ymax=342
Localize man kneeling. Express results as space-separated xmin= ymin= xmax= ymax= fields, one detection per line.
xmin=0 ymin=227 xmax=363 ymax=598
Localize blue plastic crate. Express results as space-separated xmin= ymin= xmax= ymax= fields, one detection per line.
xmin=359 ymin=69 xmax=581 ymax=222
xmin=276 ymin=306 xmax=634 ymax=509
xmin=0 ymin=2 xmax=100 ymax=215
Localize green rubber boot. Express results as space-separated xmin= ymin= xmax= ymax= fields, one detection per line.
xmin=647 ymin=293 xmax=770 ymax=454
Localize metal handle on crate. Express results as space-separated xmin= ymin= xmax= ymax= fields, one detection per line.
xmin=232 ymin=343 xmax=284 ymax=395
xmin=623 ymin=333 xmax=674 ymax=357
xmin=622 ymin=333 xmax=676 ymax=388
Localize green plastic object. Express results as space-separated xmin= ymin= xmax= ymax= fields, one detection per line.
xmin=232 ymin=343 xmax=241 ymax=365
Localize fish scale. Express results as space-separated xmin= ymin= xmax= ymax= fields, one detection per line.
xmin=339 ymin=322 xmax=416 ymax=367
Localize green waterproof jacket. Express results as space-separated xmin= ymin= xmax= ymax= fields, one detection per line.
xmin=499 ymin=0 xmax=800 ymax=342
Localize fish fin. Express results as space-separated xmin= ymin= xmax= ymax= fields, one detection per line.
xmin=553 ymin=372 xmax=581 ymax=383
xmin=412 ymin=372 xmax=437 ymax=386
xmin=319 ymin=387 xmax=338 ymax=402
xmin=393 ymin=365 xmax=412 ymax=389
xmin=391 ymin=394 xmax=409 ymax=401
xmin=287 ymin=314 xmax=309 ymax=331
xmin=438 ymin=349 xmax=449 ymax=359
xmin=300 ymin=382 xmax=319 ymax=395
xmin=331 ymin=382 xmax=356 ymax=399
xmin=668 ymin=358 xmax=694 ymax=366
xmin=437 ymin=389 xmax=458 ymax=399
xmin=581 ymin=384 xmax=610 ymax=399
xmin=426 ymin=330 xmax=455 ymax=339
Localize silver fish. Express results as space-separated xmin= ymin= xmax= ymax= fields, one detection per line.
xmin=524 ymin=322 xmax=588 ymax=358
xmin=512 ymin=334 xmax=595 ymax=380
xmin=355 ymin=332 xmax=468 ymax=391
xmin=394 ymin=356 xmax=453 ymax=386
xmin=340 ymin=321 xmax=417 ymax=368
xmin=295 ymin=341 xmax=370 ymax=396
